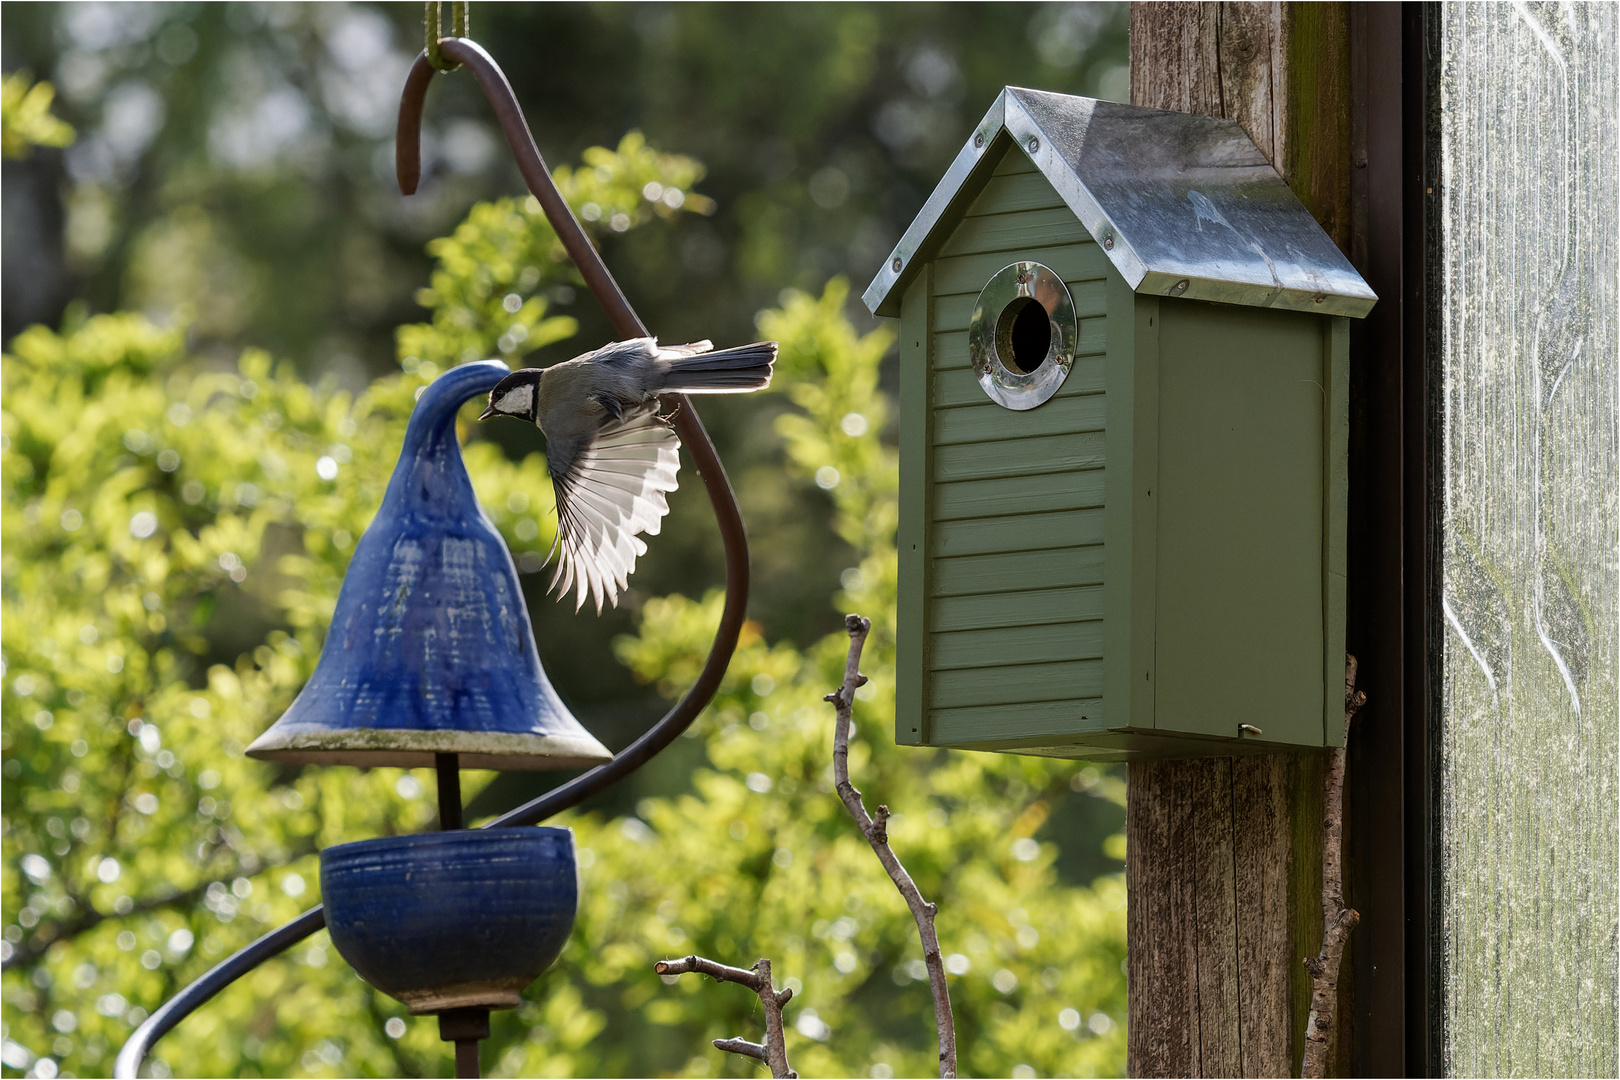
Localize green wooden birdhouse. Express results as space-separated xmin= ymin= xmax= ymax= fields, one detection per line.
xmin=864 ymin=87 xmax=1376 ymax=762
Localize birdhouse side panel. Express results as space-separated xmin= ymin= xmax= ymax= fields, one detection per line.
xmin=922 ymin=149 xmax=1115 ymax=749
xmin=1150 ymin=300 xmax=1340 ymax=747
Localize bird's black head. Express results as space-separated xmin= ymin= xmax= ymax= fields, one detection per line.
xmin=480 ymin=368 xmax=542 ymax=422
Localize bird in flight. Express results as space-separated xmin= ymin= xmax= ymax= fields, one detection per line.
xmin=481 ymin=337 xmax=776 ymax=612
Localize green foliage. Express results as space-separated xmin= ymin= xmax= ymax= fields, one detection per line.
xmin=579 ymin=279 xmax=1126 ymax=1079
xmin=398 ymin=132 xmax=715 ymax=372
xmin=0 ymin=73 xmax=73 ymax=160
xmin=3 ymin=135 xmax=1125 ymax=1078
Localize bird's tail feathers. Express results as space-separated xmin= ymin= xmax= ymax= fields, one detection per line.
xmin=659 ymin=341 xmax=777 ymax=393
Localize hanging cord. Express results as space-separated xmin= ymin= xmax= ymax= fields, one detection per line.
xmin=425 ymin=1 xmax=469 ymax=72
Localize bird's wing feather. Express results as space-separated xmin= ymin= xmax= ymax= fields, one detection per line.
xmin=548 ymin=414 xmax=681 ymax=612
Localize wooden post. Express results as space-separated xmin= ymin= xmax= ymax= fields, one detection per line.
xmin=1125 ymin=4 xmax=1352 ymax=1076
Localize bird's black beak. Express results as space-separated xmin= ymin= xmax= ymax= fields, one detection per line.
xmin=478 ymin=404 xmax=498 ymax=420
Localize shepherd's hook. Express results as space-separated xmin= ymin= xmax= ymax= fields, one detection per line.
xmin=116 ymin=28 xmax=752 ymax=1080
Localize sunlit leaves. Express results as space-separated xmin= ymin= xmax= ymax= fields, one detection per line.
xmin=2 ymin=159 xmax=1124 ymax=1079
xmin=561 ymin=279 xmax=1126 ymax=1078
xmin=0 ymin=73 xmax=74 ymax=160
xmin=398 ymin=132 xmax=715 ymax=372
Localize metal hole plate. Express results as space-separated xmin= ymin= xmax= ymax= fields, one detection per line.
xmin=968 ymin=261 xmax=1077 ymax=411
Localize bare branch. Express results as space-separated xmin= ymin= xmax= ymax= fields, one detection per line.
xmin=656 ymin=956 xmax=796 ymax=1078
xmin=713 ymin=1038 xmax=767 ymax=1061
xmin=1300 ymin=655 xmax=1368 ymax=1078
xmin=830 ymin=614 xmax=957 ymax=1079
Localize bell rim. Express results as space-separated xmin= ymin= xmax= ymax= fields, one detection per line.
xmin=245 ymin=726 xmax=612 ymax=771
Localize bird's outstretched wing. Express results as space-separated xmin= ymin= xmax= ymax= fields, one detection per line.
xmin=548 ymin=413 xmax=681 ymax=612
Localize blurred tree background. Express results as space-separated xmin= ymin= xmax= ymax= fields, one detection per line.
xmin=3 ymin=4 xmax=1129 ymax=1078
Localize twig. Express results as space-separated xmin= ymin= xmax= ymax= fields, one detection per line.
xmin=827 ymin=614 xmax=957 ymax=1079
xmin=1300 ymin=655 xmax=1368 ymax=1079
xmin=655 ymin=955 xmax=796 ymax=1078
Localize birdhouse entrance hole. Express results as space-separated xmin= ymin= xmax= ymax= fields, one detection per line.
xmin=968 ymin=260 xmax=1077 ymax=411
xmin=998 ymin=296 xmax=1052 ymax=375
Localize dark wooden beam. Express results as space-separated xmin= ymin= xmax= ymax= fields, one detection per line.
xmin=1126 ymin=5 xmax=1355 ymax=1075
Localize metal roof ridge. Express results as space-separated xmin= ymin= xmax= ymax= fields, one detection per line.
xmin=863 ymin=87 xmax=1377 ymax=320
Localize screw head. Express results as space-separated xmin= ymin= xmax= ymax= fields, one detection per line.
xmin=974 ymin=133 xmax=984 ymax=149
xmin=892 ymin=257 xmax=903 ymax=273
xmin=1026 ymin=136 xmax=1040 ymax=153
xmin=1103 ymin=234 xmax=1114 ymax=250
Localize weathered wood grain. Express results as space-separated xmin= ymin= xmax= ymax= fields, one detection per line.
xmin=1127 ymin=3 xmax=1348 ymax=1077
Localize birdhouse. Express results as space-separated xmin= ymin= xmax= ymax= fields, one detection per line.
xmin=864 ymin=88 xmax=1376 ymax=762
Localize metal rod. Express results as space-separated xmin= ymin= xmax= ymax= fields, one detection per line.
xmin=436 ymin=752 xmax=463 ymax=830
xmin=396 ymin=37 xmax=754 ymax=830
xmin=440 ymin=1007 xmax=488 ymax=1078
xmin=117 ymin=39 xmax=752 ymax=1080
xmin=454 ymin=1040 xmax=480 ymax=1078
xmin=112 ymin=906 xmax=327 ymax=1079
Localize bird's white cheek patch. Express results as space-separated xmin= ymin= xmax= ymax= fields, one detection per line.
xmin=495 ymin=385 xmax=534 ymax=416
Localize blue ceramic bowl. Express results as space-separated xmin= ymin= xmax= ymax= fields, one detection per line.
xmin=320 ymin=827 xmax=577 ymax=1013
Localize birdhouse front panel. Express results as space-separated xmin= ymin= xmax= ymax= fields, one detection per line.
xmin=882 ymin=88 xmax=1373 ymax=763
xmin=898 ymin=147 xmax=1115 ymax=751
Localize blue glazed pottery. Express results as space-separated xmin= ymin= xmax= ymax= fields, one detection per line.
xmin=246 ymin=360 xmax=611 ymax=770
xmin=320 ymin=827 xmax=578 ymax=1013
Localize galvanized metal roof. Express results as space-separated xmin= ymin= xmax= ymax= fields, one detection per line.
xmin=863 ymin=87 xmax=1377 ymax=319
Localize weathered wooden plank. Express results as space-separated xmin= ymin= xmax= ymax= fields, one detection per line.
xmin=932 ymin=430 xmax=1107 ymax=482
xmin=933 ymin=318 xmax=1108 ymax=373
xmin=931 ymin=544 xmax=1106 ymax=598
xmin=934 ymin=278 xmax=1108 ymax=332
xmin=932 ymin=467 xmax=1106 ymax=522
xmin=932 ymin=620 xmax=1104 ymax=670
xmin=929 ymin=697 xmax=1106 ymax=743
xmin=1127 ymin=756 xmax=1242 ymax=1076
xmin=934 ymin=393 xmax=1106 ymax=445
xmin=930 ymin=583 xmax=1105 ymax=632
xmin=965 ymin=170 xmax=1069 ymax=218
xmin=933 ymin=356 xmax=1107 ymax=407
xmin=1233 ymin=752 xmax=1314 ymax=1078
xmin=939 ymin=206 xmax=1094 ymax=259
xmin=1280 ymin=3 xmax=1352 ymax=249
xmin=1189 ymin=760 xmax=1243 ymax=1075
xmin=933 ymin=242 xmax=1110 ymax=296
xmin=1127 ymin=5 xmax=1344 ymax=1077
xmin=930 ymin=508 xmax=1104 ymax=558
xmin=930 ymin=658 xmax=1104 ymax=708
xmin=1129 ymin=2 xmax=1225 ymax=117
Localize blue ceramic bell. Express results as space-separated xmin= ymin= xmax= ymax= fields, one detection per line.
xmin=247 ymin=360 xmax=612 ymax=771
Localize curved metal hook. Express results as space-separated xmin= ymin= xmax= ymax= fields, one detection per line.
xmin=117 ymin=40 xmax=751 ymax=1080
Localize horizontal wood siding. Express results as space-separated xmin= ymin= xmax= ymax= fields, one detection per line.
xmin=925 ymin=147 xmax=1110 ymax=742
xmin=930 ymin=698 xmax=1107 ymax=743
